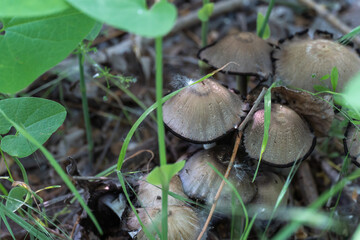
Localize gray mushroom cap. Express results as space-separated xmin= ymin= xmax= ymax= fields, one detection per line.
xmin=244 ymin=104 xmax=315 ymax=167
xmin=249 ymin=172 xmax=289 ymax=220
xmin=198 ymin=32 xmax=273 ymax=79
xmin=163 ymin=79 xmax=245 ymax=143
xmin=273 ymin=31 xmax=360 ymax=92
xmin=345 ymin=124 xmax=360 ymax=167
xmin=178 ymin=146 xmax=257 ymax=214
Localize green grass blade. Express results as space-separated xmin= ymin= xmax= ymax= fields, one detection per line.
xmin=258 ymin=0 xmax=275 ymax=38
xmin=0 ymin=109 xmax=103 ymax=235
xmin=337 ymin=25 xmax=360 ymax=45
xmin=0 ymin=207 xmax=16 ymax=240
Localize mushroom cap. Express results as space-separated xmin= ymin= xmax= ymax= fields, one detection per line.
xmin=344 ymin=123 xmax=360 ymax=167
xmin=244 ymin=104 xmax=316 ymax=167
xmin=198 ymin=32 xmax=273 ymax=79
xmin=271 ymin=86 xmax=334 ymax=137
xmin=137 ymin=175 xmax=188 ymax=208
xmin=163 ymin=79 xmax=245 ymax=143
xmin=249 ymin=172 xmax=289 ymax=220
xmin=273 ymin=30 xmax=360 ymax=92
xmin=179 ymin=146 xmax=257 ymax=214
xmin=127 ymin=206 xmax=201 ymax=240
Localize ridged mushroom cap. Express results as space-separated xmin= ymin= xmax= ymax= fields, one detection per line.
xmin=273 ymin=30 xmax=360 ymax=92
xmin=250 ymin=172 xmax=289 ymax=220
xmin=198 ymin=32 xmax=273 ymax=79
xmin=179 ymin=146 xmax=256 ymax=214
xmin=244 ymin=104 xmax=316 ymax=167
xmin=127 ymin=206 xmax=201 ymax=240
xmin=344 ymin=123 xmax=360 ymax=167
xmin=163 ymin=79 xmax=245 ymax=143
xmin=137 ymin=175 xmax=188 ymax=208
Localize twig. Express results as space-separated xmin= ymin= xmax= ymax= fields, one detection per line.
xmin=197 ymin=88 xmax=267 ymax=240
xmin=295 ymin=161 xmax=319 ymax=205
xmin=298 ymin=0 xmax=360 ymax=46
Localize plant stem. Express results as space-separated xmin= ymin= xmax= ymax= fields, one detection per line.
xmin=236 ymin=75 xmax=247 ymax=97
xmin=201 ymin=0 xmax=209 ymax=48
xmin=78 ymin=52 xmax=94 ymax=164
xmin=258 ymin=0 xmax=276 ymax=38
xmin=155 ymin=37 xmax=168 ymax=239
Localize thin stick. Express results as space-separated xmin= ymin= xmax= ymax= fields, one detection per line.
xmin=197 ymin=88 xmax=267 ymax=240
xmin=298 ymin=0 xmax=360 ymax=46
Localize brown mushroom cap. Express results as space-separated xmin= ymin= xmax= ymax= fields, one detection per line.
xmin=249 ymin=172 xmax=289 ymax=220
xmin=198 ymin=32 xmax=273 ymax=79
xmin=271 ymin=86 xmax=334 ymax=137
xmin=344 ymin=123 xmax=360 ymax=167
xmin=163 ymin=79 xmax=245 ymax=143
xmin=137 ymin=175 xmax=188 ymax=208
xmin=127 ymin=206 xmax=201 ymax=240
xmin=244 ymin=104 xmax=316 ymax=167
xmin=179 ymin=146 xmax=257 ymax=214
xmin=273 ymin=30 xmax=360 ymax=92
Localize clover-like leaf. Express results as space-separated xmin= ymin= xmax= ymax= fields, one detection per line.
xmin=0 ymin=98 xmax=66 ymax=157
xmin=0 ymin=8 xmax=95 ymax=93
xmin=0 ymin=0 xmax=69 ymax=17
xmin=147 ymin=161 xmax=185 ymax=186
xmin=66 ymin=0 xmax=177 ymax=38
xmin=6 ymin=187 xmax=28 ymax=212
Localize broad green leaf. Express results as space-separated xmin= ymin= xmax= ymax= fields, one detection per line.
xmin=343 ymin=71 xmax=360 ymax=110
xmin=198 ymin=3 xmax=214 ymax=22
xmin=256 ymin=12 xmax=270 ymax=40
xmin=6 ymin=186 xmax=28 ymax=212
xmin=0 ymin=97 xmax=66 ymax=157
xmin=147 ymin=161 xmax=185 ymax=186
xmin=0 ymin=8 xmax=95 ymax=93
xmin=331 ymin=66 xmax=338 ymax=92
xmin=86 ymin=21 xmax=103 ymax=41
xmin=0 ymin=0 xmax=69 ymax=17
xmin=66 ymin=0 xmax=177 ymax=38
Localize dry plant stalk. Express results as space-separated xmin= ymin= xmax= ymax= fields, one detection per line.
xmin=197 ymin=88 xmax=267 ymax=240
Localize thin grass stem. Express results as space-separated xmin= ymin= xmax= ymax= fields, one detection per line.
xmin=258 ymin=0 xmax=275 ymax=38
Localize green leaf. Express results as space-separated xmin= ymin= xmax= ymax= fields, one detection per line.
xmin=66 ymin=0 xmax=177 ymax=38
xmin=198 ymin=3 xmax=214 ymax=22
xmin=0 ymin=97 xmax=66 ymax=157
xmin=313 ymin=85 xmax=330 ymax=92
xmin=256 ymin=12 xmax=270 ymax=40
xmin=343 ymin=71 xmax=360 ymax=110
xmin=147 ymin=161 xmax=185 ymax=186
xmin=0 ymin=8 xmax=96 ymax=93
xmin=319 ymin=74 xmax=330 ymax=81
xmin=86 ymin=21 xmax=103 ymax=41
xmin=6 ymin=186 xmax=28 ymax=212
xmin=331 ymin=67 xmax=338 ymax=92
xmin=0 ymin=0 xmax=69 ymax=17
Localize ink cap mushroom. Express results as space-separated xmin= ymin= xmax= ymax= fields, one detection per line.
xmin=197 ymin=31 xmax=273 ymax=80
xmin=273 ymin=29 xmax=360 ymax=92
xmin=163 ymin=78 xmax=246 ymax=143
xmin=244 ymin=104 xmax=316 ymax=167
xmin=179 ymin=145 xmax=257 ymax=214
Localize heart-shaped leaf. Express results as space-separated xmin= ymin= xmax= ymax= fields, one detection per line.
xmin=0 ymin=0 xmax=69 ymax=17
xmin=6 ymin=187 xmax=28 ymax=212
xmin=0 ymin=8 xmax=95 ymax=94
xmin=147 ymin=161 xmax=185 ymax=186
xmin=0 ymin=98 xmax=66 ymax=157
xmin=66 ymin=0 xmax=177 ymax=38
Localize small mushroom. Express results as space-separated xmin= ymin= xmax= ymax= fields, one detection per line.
xmin=137 ymin=175 xmax=188 ymax=208
xmin=273 ymin=30 xmax=360 ymax=92
xmin=179 ymin=146 xmax=257 ymax=214
xmin=198 ymin=31 xmax=273 ymax=79
xmin=244 ymin=104 xmax=316 ymax=167
xmin=271 ymin=86 xmax=334 ymax=137
xmin=249 ymin=172 xmax=289 ymax=220
xmin=127 ymin=205 xmax=202 ymax=240
xmin=344 ymin=123 xmax=360 ymax=167
xmin=163 ymin=78 xmax=246 ymax=143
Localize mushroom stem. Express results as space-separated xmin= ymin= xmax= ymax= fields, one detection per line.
xmin=236 ymin=75 xmax=248 ymax=97
xmin=197 ymin=87 xmax=267 ymax=240
xmin=203 ymin=143 xmax=216 ymax=149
